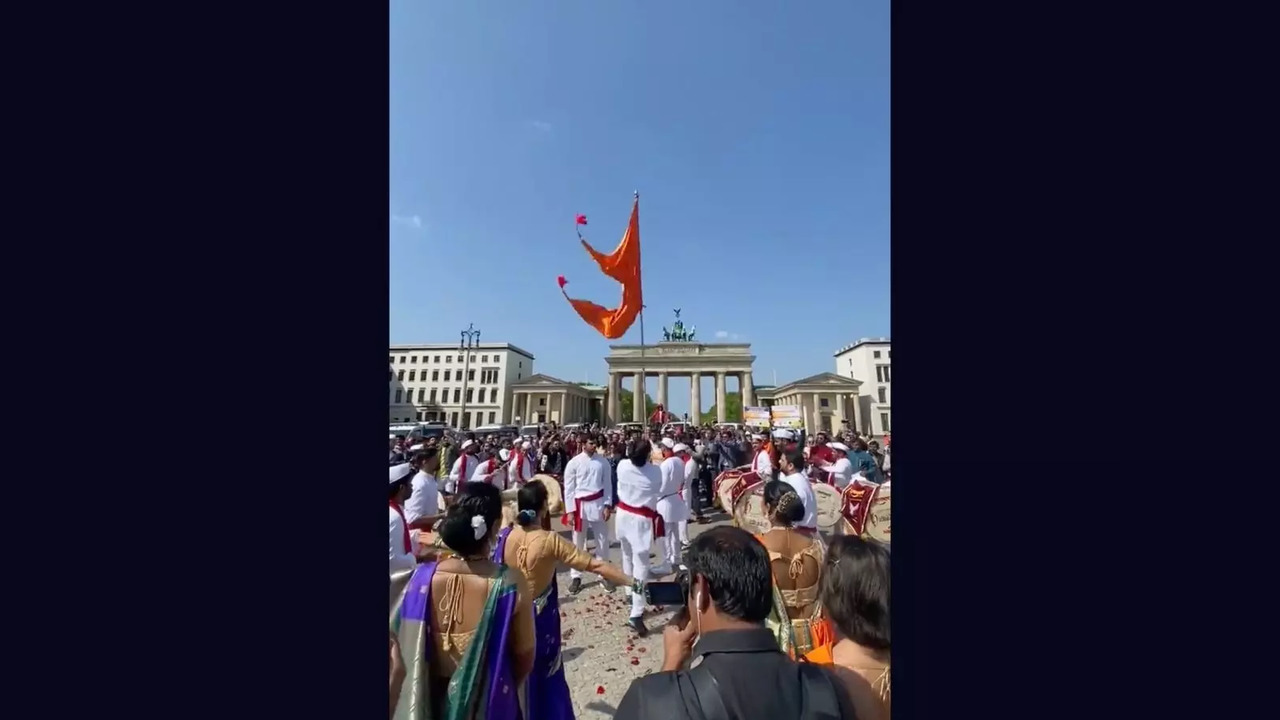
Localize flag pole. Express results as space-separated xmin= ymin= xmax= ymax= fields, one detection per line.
xmin=634 ymin=190 xmax=647 ymax=427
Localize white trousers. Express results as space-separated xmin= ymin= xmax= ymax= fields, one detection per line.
xmin=655 ymin=495 xmax=691 ymax=572
xmin=569 ymin=517 xmax=611 ymax=579
xmin=615 ymin=511 xmax=654 ymax=619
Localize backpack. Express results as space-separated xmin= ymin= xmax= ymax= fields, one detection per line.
xmin=672 ymin=660 xmax=846 ymax=720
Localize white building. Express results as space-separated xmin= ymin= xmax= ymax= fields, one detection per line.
xmin=833 ymin=338 xmax=891 ymax=435
xmin=389 ymin=343 xmax=535 ymax=428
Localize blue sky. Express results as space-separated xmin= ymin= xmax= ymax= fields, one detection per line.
xmin=391 ymin=0 xmax=889 ymax=415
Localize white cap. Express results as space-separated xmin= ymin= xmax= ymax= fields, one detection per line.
xmin=829 ymin=442 xmax=850 ymax=453
xmin=461 ymin=439 xmax=475 ymax=450
xmin=499 ymin=448 xmax=511 ymax=462
xmin=660 ymin=437 xmax=675 ymax=449
xmin=521 ymin=441 xmax=531 ymax=450
xmin=673 ymin=443 xmax=690 ymax=453
xmin=751 ymin=433 xmax=765 ymax=441
xmin=408 ymin=444 xmax=424 ymax=452
xmin=772 ymin=428 xmax=796 ymax=441
xmin=389 ymin=463 xmax=414 ymax=484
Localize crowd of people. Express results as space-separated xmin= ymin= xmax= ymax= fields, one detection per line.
xmin=388 ymin=420 xmax=891 ymax=719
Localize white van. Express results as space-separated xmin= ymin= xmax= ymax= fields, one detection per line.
xmin=473 ymin=424 xmax=519 ymax=440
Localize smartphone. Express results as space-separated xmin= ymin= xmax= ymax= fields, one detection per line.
xmin=643 ymin=581 xmax=688 ymax=606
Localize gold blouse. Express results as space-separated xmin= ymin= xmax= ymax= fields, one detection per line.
xmin=501 ymin=526 xmax=596 ymax=600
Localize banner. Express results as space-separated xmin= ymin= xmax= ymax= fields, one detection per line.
xmin=770 ymin=405 xmax=804 ymax=429
xmin=742 ymin=406 xmax=771 ymax=428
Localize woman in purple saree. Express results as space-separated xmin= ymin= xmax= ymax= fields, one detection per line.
xmin=390 ymin=482 xmax=535 ymax=720
xmin=492 ymin=480 xmax=636 ymax=720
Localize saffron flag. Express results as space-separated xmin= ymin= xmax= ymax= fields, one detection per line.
xmin=559 ymin=197 xmax=643 ymax=339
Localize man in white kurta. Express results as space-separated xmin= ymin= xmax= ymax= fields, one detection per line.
xmin=445 ymin=439 xmax=481 ymax=493
xmin=404 ymin=448 xmax=444 ymax=546
xmin=389 ymin=463 xmax=419 ymax=575
xmin=613 ymin=441 xmax=664 ymax=637
xmin=777 ymin=448 xmax=819 ymax=534
xmin=506 ymin=441 xmax=536 ymax=486
xmin=654 ymin=438 xmax=689 ymax=574
xmin=816 ymin=442 xmax=857 ymax=489
xmin=749 ymin=433 xmax=774 ymax=479
xmin=680 ymin=443 xmax=702 ymax=525
xmin=472 ymin=448 xmax=509 ymax=490
xmin=563 ymin=437 xmax=614 ymax=594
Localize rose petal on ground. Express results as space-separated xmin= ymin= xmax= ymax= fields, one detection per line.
xmin=630 ymin=657 xmax=640 ymax=665
xmin=596 ymin=686 xmax=605 ymax=694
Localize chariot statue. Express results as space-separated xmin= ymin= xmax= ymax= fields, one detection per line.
xmin=662 ymin=308 xmax=696 ymax=342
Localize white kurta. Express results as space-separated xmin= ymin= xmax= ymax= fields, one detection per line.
xmin=564 ymin=451 xmax=613 ymax=579
xmin=471 ymin=458 xmax=508 ymax=490
xmin=615 ymin=458 xmax=664 ymax=618
xmin=446 ymin=453 xmax=482 ymax=493
xmin=507 ymin=452 xmax=536 ymax=485
xmin=781 ymin=471 xmax=819 ymax=530
xmin=826 ymin=457 xmax=856 ymax=489
xmin=751 ymin=449 xmax=773 ymax=477
xmin=657 ymin=456 xmax=690 ymax=524
xmin=404 ymin=471 xmax=439 ymax=524
xmin=389 ymin=506 xmax=418 ymax=575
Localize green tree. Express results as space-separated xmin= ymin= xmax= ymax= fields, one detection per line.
xmin=618 ymin=388 xmax=655 ymax=423
xmin=703 ymin=391 xmax=743 ymax=423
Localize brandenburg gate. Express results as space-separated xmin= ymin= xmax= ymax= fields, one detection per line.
xmin=603 ymin=310 xmax=756 ymax=425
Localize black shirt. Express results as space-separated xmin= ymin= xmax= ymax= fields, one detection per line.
xmin=614 ymin=628 xmax=855 ymax=720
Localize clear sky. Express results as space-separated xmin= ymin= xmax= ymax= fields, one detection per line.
xmin=391 ymin=0 xmax=889 ymax=415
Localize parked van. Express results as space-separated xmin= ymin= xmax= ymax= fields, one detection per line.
xmin=472 ymin=424 xmax=519 ymax=440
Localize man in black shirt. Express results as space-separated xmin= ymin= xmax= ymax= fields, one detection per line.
xmin=615 ymin=527 xmax=853 ymax=720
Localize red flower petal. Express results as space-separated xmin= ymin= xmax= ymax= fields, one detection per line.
xmin=630 ymin=657 xmax=640 ymax=665
xmin=638 ymin=647 xmax=647 ymax=653
xmin=596 ymin=685 xmax=605 ymax=694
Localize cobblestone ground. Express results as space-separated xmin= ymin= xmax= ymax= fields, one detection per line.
xmin=550 ymin=507 xmax=732 ymax=719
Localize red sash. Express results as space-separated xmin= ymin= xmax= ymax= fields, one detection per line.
xmin=567 ymin=490 xmax=604 ymax=531
xmin=616 ymin=500 xmax=665 ymax=538
xmin=389 ymin=501 xmax=411 ymax=553
xmin=514 ymin=451 xmax=526 ymax=481
xmin=458 ymin=453 xmax=469 ymax=482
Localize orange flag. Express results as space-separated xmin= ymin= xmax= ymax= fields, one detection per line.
xmin=559 ymin=197 xmax=643 ymax=339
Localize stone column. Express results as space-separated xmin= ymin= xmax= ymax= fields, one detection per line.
xmin=836 ymin=393 xmax=846 ymax=427
xmin=690 ymin=372 xmax=702 ymax=425
xmin=657 ymin=373 xmax=668 ymax=413
xmin=812 ymin=393 xmax=824 ymax=434
xmin=633 ymin=372 xmax=645 ymax=422
xmin=850 ymin=393 xmax=862 ymax=433
xmin=607 ymin=373 xmax=619 ymax=426
xmin=742 ymin=371 xmax=755 ymax=406
xmin=543 ymin=392 xmax=551 ymax=423
xmin=715 ymin=372 xmax=727 ymax=424
xmin=524 ymin=393 xmax=533 ymax=424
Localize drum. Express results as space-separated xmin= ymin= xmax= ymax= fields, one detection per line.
xmin=728 ymin=479 xmax=770 ymax=536
xmin=811 ymin=482 xmax=845 ymax=534
xmin=862 ymin=482 xmax=890 ymax=544
xmin=531 ymin=474 xmax=564 ymax=514
xmin=715 ymin=467 xmax=758 ymax=517
xmin=838 ymin=479 xmax=878 ymax=536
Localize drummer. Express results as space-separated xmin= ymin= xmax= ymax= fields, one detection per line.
xmin=749 ymin=433 xmax=774 ymax=478
xmin=777 ymin=447 xmax=819 ymax=537
xmin=811 ymin=442 xmax=856 ymax=489
xmin=507 ymin=440 xmax=537 ymax=487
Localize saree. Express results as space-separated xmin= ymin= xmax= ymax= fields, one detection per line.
xmin=756 ymin=533 xmax=832 ymax=659
xmin=390 ymin=560 xmax=523 ymax=720
xmin=493 ymin=528 xmax=575 ymax=720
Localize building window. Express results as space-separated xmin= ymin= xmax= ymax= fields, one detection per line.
xmin=474 ymin=412 xmax=483 ymax=428
xmin=466 ymin=388 xmax=474 ymax=403
xmin=434 ymin=355 xmax=440 ymax=363
xmin=432 ymin=370 xmax=439 ymax=381
xmin=409 ymin=370 xmax=416 ymax=381
xmin=539 ymin=398 xmax=546 ymax=406
xmin=877 ymin=387 xmax=887 ymax=403
xmin=482 ymin=354 xmax=489 ymax=363
xmin=399 ymin=356 xmax=406 ymax=364
xmin=446 ymin=356 xmax=451 ymax=364
xmin=820 ymin=398 xmax=829 ymax=407
xmin=468 ymin=369 xmax=475 ymax=382
xmin=849 ymin=358 xmax=852 ymax=366
xmin=444 ymin=370 xmax=451 ymax=382
xmin=411 ymin=355 xmax=417 ymax=363
xmin=418 ymin=388 xmax=425 ymax=403
xmin=490 ymin=388 xmax=498 ymax=403
xmin=517 ymin=374 xmax=521 ymax=380
xmin=450 ymin=412 xmax=459 ymax=427
xmin=873 ymin=350 xmax=881 ymax=359
xmin=887 ymin=350 xmax=892 ymax=359
xmin=397 ymin=370 xmax=405 ymax=381
xmin=389 ymin=356 xmax=395 ymax=364
xmin=880 ymin=412 xmax=890 ymax=432
xmin=519 ymin=361 xmax=523 ymax=369
xmin=488 ymin=411 xmax=496 ymax=424
xmin=457 ymin=355 xmax=464 ymax=363
xmin=394 ymin=389 xmax=402 ymax=403
xmin=875 ymin=365 xmax=891 ymax=383
xmin=470 ymin=354 xmax=476 ymax=362
xmin=453 ymin=388 xmax=460 ymax=403
xmin=429 ymin=389 xmax=437 ymax=403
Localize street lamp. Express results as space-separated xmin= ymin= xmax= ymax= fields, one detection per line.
xmin=459 ymin=323 xmax=481 ymax=430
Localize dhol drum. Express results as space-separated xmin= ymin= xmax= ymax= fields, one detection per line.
xmin=715 ymin=467 xmax=757 ymax=518
xmin=839 ymin=479 xmax=890 ymax=544
xmin=862 ymin=481 xmax=890 ymax=545
xmin=811 ymin=482 xmax=845 ymax=535
xmin=500 ymin=474 xmax=564 ymax=528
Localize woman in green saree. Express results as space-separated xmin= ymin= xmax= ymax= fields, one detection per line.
xmin=390 ymin=482 xmax=535 ymax=720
